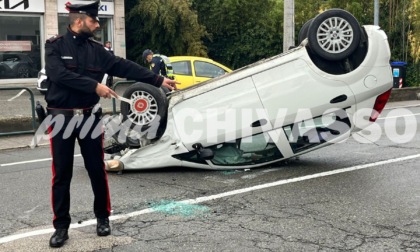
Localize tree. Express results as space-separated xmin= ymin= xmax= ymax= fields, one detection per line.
xmin=407 ymin=0 xmax=420 ymax=63
xmin=125 ymin=0 xmax=207 ymax=64
xmin=294 ymin=0 xmax=326 ymax=43
xmin=124 ymin=0 xmax=420 ymax=85
xmin=192 ymin=0 xmax=284 ymax=69
xmin=380 ymin=0 xmax=419 ymax=86
xmin=407 ymin=0 xmax=420 ymax=85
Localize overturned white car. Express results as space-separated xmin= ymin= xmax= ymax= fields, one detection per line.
xmin=104 ymin=9 xmax=393 ymax=171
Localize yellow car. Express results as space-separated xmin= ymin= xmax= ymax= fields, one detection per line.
xmin=169 ymin=56 xmax=232 ymax=89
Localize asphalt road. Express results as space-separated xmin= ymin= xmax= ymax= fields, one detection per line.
xmin=0 ymin=106 xmax=419 ymax=251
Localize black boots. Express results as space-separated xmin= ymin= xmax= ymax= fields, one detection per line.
xmin=97 ymin=218 xmax=111 ymax=236
xmin=49 ymin=229 xmax=69 ymax=248
xmin=49 ymin=219 xmax=110 ymax=248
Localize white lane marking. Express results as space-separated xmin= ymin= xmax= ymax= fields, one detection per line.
xmin=1 ymin=153 xmax=420 ymax=244
xmin=0 ymin=155 xmax=82 ymax=167
xmin=24 ymin=205 xmax=40 ymax=214
xmin=7 ymin=90 xmax=26 ymax=101
xmin=384 ymin=104 xmax=420 ymax=110
xmin=378 ymin=112 xmax=420 ymax=120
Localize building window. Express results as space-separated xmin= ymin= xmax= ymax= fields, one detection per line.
xmin=0 ymin=15 xmax=41 ymax=79
xmin=58 ymin=15 xmax=113 ymax=44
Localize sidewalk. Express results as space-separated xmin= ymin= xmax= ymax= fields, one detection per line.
xmin=1 ymin=100 xmax=419 ymax=152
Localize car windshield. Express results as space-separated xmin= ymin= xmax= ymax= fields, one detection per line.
xmin=210 ymin=132 xmax=283 ymax=166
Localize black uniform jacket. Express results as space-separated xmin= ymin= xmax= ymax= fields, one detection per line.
xmin=151 ymin=56 xmax=167 ymax=77
xmin=45 ymin=28 xmax=164 ymax=109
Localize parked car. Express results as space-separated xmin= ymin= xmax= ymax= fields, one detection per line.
xmin=169 ymin=56 xmax=232 ymax=89
xmin=0 ymin=52 xmax=37 ymax=79
xmin=103 ymin=9 xmax=393 ymax=171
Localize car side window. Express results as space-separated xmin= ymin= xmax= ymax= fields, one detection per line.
xmin=2 ymin=54 xmax=17 ymax=61
xmin=172 ymin=61 xmax=192 ymax=76
xmin=283 ymin=110 xmax=351 ymax=154
xmin=194 ymin=61 xmax=227 ymax=78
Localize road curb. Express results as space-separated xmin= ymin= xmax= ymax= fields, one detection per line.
xmin=389 ymin=87 xmax=420 ymax=102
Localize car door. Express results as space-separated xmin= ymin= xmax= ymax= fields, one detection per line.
xmin=171 ymin=60 xmax=194 ymax=89
xmin=172 ymin=77 xmax=273 ymax=150
xmin=251 ymin=58 xmax=356 ymax=128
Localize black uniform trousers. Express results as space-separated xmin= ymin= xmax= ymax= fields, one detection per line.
xmin=49 ymin=113 xmax=111 ymax=229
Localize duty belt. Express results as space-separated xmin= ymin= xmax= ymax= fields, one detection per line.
xmin=47 ymin=107 xmax=95 ymax=116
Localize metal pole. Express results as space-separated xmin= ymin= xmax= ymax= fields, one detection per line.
xmin=0 ymin=87 xmax=37 ymax=136
xmin=111 ymin=80 xmax=135 ymax=114
xmin=374 ymin=0 xmax=379 ymax=26
xmin=283 ymin=0 xmax=295 ymax=52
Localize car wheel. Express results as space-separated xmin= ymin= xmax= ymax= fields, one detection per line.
xmin=307 ymin=9 xmax=361 ymax=61
xmin=121 ymin=83 xmax=168 ymax=140
xmin=16 ymin=64 xmax=30 ymax=78
xmin=298 ymin=18 xmax=313 ymax=45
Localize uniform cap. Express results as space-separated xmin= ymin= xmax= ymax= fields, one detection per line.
xmin=65 ymin=1 xmax=100 ymax=22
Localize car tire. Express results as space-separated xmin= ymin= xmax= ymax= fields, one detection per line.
xmin=307 ymin=9 xmax=361 ymax=61
xmin=160 ymin=86 xmax=171 ymax=96
xmin=298 ymin=18 xmax=313 ymax=45
xmin=121 ymin=83 xmax=168 ymax=140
